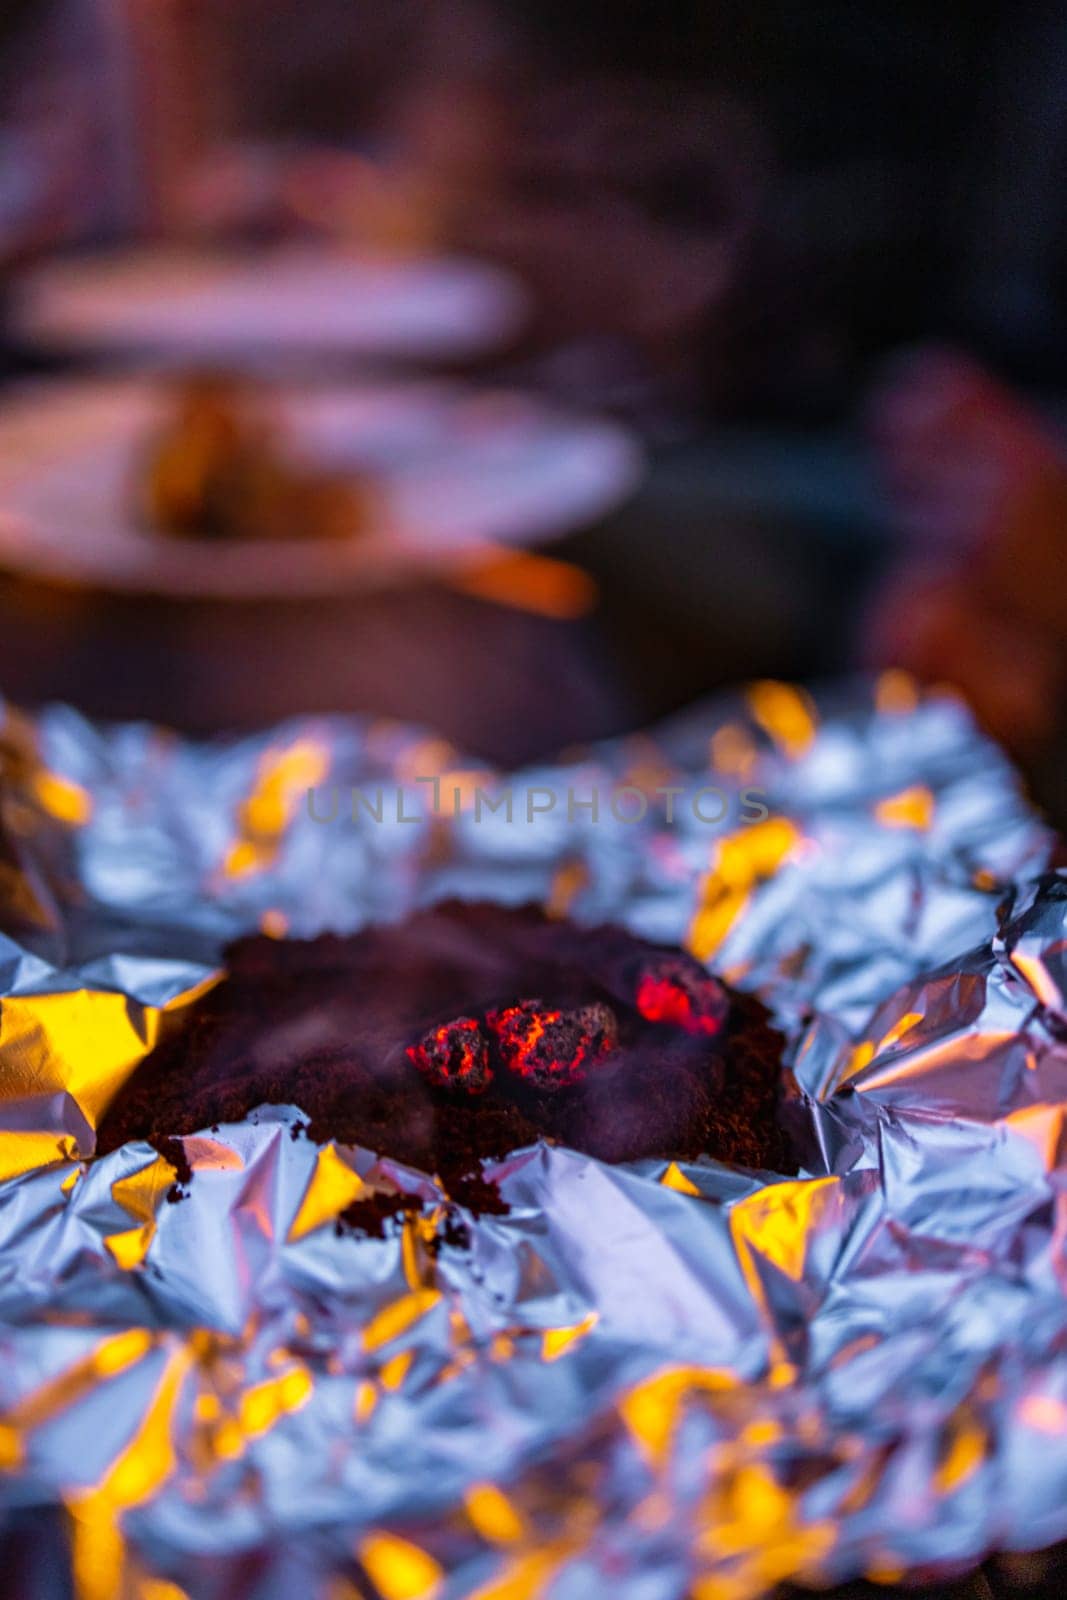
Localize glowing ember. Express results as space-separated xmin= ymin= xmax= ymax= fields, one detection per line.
xmin=487 ymin=998 xmax=617 ymax=1090
xmin=408 ymin=1017 xmax=491 ymax=1093
xmin=635 ymin=958 xmax=727 ymax=1036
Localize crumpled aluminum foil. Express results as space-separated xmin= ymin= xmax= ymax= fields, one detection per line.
xmin=0 ymin=674 xmax=1063 ymax=1600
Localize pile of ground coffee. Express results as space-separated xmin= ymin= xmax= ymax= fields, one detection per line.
xmin=96 ymin=902 xmax=792 ymax=1215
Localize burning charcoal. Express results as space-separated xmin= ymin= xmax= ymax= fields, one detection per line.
xmin=488 ymin=998 xmax=617 ymax=1090
xmin=635 ymin=956 xmax=727 ymax=1036
xmin=408 ymin=1016 xmax=492 ymax=1093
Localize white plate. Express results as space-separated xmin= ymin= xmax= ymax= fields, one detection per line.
xmin=0 ymin=379 xmax=642 ymax=599
xmin=14 ymin=248 xmax=527 ymax=365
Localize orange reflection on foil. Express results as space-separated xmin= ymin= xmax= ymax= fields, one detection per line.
xmin=620 ymin=1366 xmax=739 ymax=1467
xmin=363 ymin=1288 xmax=441 ymax=1354
xmin=541 ymin=1311 xmax=598 ymax=1363
xmin=844 ymin=1040 xmax=875 ymax=1080
xmin=837 ymin=1441 xmax=894 ymax=1518
xmin=688 ymin=818 xmax=801 ymax=961
xmin=0 ymin=1131 xmax=78 ymax=1183
xmin=1 ymin=1335 xmax=148 ymax=1476
xmin=466 ymin=1482 xmax=526 ymax=1544
xmin=287 ymin=1143 xmax=368 ymax=1242
xmin=223 ymin=734 xmax=331 ymax=880
xmin=70 ymin=1342 xmax=195 ymax=1600
xmin=437 ymin=768 xmax=496 ymax=814
xmin=212 ymin=1418 xmax=244 ymax=1462
xmin=359 ymin=1532 xmax=443 ymax=1600
xmin=1 ymin=990 xmax=161 ymax=1127
xmin=1003 ymin=1104 xmax=1067 ymax=1168
xmin=694 ymin=1461 xmax=835 ymax=1594
xmin=730 ymin=1177 xmax=840 ymax=1292
xmin=70 ymin=1511 xmax=124 ymax=1600
xmin=747 ymin=681 xmax=816 ymax=758
xmin=1011 ymin=948 xmax=1065 ymax=1012
xmin=4 ymin=1330 xmax=154 ymax=1448
xmin=840 ymin=1009 xmax=925 ymax=1086
xmin=401 ymin=1213 xmax=429 ymax=1292
xmin=660 ymin=1161 xmax=702 ymax=1196
xmin=874 ymin=785 xmax=934 ymax=830
xmin=0 ymin=972 xmax=219 ymax=1178
xmin=467 ymin=1543 xmax=571 ymax=1600
xmin=32 ymin=770 xmax=92 ymax=826
xmin=238 ymin=1366 xmax=313 ymax=1439
xmin=180 ymin=1136 xmax=245 ymax=1174
xmin=0 ymin=1421 xmax=20 ymax=1470
xmin=194 ymin=1361 xmax=314 ymax=1467
xmin=380 ymin=1350 xmax=416 ymax=1391
xmin=711 ymin=723 xmax=759 ymax=779
xmin=934 ymin=1411 xmax=986 ymax=1494
xmin=355 ymin=1381 xmax=378 ymax=1423
xmin=875 ymin=668 xmax=920 ymax=715
xmin=397 ymin=738 xmax=457 ymax=784
xmin=865 ymin=1560 xmax=908 ymax=1586
xmin=546 ymin=858 xmax=589 ymax=918
xmin=489 ymin=1333 xmax=515 ymax=1362
xmin=106 ymin=1154 xmax=182 ymax=1269
xmin=875 ymin=1009 xmax=924 ymax=1051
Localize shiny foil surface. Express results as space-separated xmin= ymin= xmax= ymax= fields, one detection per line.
xmin=0 ymin=675 xmax=1062 ymax=1600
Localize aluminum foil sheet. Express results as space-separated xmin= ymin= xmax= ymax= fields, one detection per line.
xmin=0 ymin=674 xmax=1062 ymax=1600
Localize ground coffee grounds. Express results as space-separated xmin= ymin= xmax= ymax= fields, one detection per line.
xmin=97 ymin=902 xmax=792 ymax=1215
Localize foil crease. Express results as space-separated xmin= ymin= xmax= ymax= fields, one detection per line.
xmin=0 ymin=676 xmax=1063 ymax=1599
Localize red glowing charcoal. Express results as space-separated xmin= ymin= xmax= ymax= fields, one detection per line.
xmin=487 ymin=998 xmax=617 ymax=1090
xmin=635 ymin=957 xmax=727 ymax=1036
xmin=408 ymin=1017 xmax=492 ymax=1093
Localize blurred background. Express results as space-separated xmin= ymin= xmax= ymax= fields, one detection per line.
xmin=0 ymin=0 xmax=1065 ymax=823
